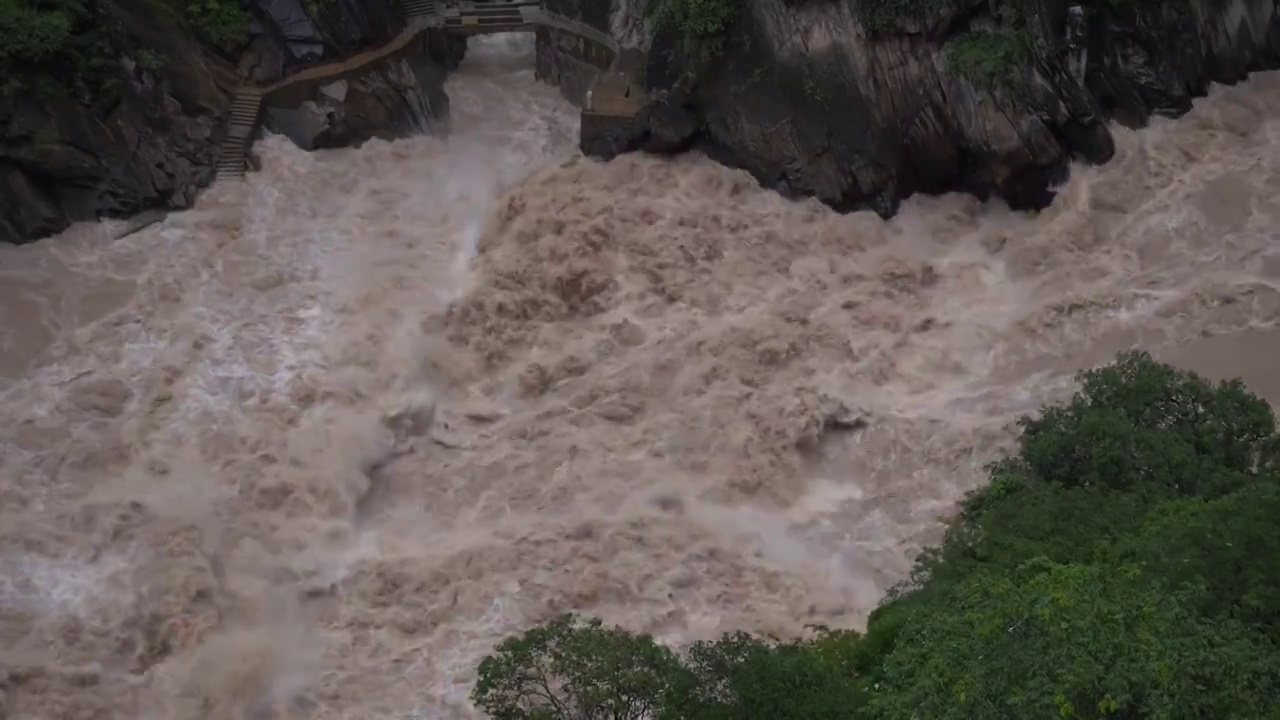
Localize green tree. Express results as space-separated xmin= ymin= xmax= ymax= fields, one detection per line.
xmin=1017 ymin=351 xmax=1276 ymax=497
xmin=470 ymin=354 xmax=1280 ymax=719
xmin=867 ymin=560 xmax=1280 ymax=719
xmin=1 ymin=0 xmax=250 ymax=96
xmin=0 ymin=0 xmax=80 ymax=64
xmin=678 ymin=629 xmax=865 ymax=719
xmin=646 ymin=0 xmax=735 ymax=69
xmin=1119 ymin=481 xmax=1280 ymax=635
xmin=471 ymin=614 xmax=688 ymax=720
xmin=907 ymin=352 xmax=1279 ymax=590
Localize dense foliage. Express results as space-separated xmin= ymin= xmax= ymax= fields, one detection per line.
xmin=945 ymin=29 xmax=1031 ymax=91
xmin=646 ymin=0 xmax=735 ymax=66
xmin=0 ymin=0 xmax=248 ymax=96
xmin=1 ymin=0 xmax=108 ymax=93
xmin=647 ymin=0 xmax=734 ymax=39
xmin=155 ymin=0 xmax=250 ymax=50
xmin=471 ymin=352 xmax=1280 ymax=718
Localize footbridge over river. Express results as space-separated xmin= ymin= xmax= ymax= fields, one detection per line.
xmin=216 ymin=0 xmax=646 ymax=179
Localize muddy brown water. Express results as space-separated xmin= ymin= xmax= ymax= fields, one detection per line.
xmin=1 ymin=34 xmax=1277 ymax=719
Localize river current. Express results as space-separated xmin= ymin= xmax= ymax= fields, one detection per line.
xmin=1 ymin=34 xmax=1278 ymax=719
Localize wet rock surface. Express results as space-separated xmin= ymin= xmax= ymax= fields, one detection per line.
xmin=577 ymin=0 xmax=1280 ymax=215
xmin=1 ymin=0 xmax=451 ymax=245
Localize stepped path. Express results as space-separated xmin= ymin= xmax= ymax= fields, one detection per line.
xmin=215 ymin=0 xmax=642 ymax=180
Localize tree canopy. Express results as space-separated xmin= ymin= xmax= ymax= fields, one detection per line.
xmin=470 ymin=352 xmax=1280 ymax=718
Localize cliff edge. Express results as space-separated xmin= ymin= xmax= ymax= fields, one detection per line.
xmin=0 ymin=0 xmax=453 ymax=245
xmin=579 ymin=0 xmax=1280 ymax=214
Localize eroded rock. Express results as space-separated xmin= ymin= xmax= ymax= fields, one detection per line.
xmin=573 ymin=0 xmax=1280 ymax=215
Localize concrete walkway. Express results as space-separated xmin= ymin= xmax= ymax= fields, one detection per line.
xmin=216 ymin=0 xmax=639 ymax=180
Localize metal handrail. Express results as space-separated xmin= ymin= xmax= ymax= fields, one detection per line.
xmin=526 ymin=8 xmax=621 ymax=71
xmin=241 ymin=4 xmax=629 ymax=103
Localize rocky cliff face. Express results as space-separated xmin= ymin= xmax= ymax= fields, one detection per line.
xmin=0 ymin=0 xmax=232 ymax=244
xmin=583 ymin=0 xmax=1280 ymax=215
xmin=1 ymin=0 xmax=453 ymax=245
xmin=245 ymin=0 xmax=462 ymax=151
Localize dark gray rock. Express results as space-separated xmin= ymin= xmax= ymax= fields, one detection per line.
xmin=265 ymin=100 xmax=333 ymax=150
xmin=1 ymin=0 xmax=227 ymax=244
xmin=536 ymin=27 xmax=598 ymax=105
xmin=300 ymin=0 xmax=402 ymax=52
xmin=643 ymin=88 xmax=703 ymax=154
xmin=312 ymin=60 xmax=448 ymax=148
xmin=573 ymin=0 xmax=1280 ymax=216
xmin=249 ymin=0 xmax=453 ymax=152
xmin=0 ymin=161 xmax=64 ymax=241
xmin=2 ymin=0 xmax=452 ymax=245
xmin=580 ymin=112 xmax=647 ymax=159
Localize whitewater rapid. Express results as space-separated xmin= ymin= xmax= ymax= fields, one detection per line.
xmin=1 ymin=33 xmax=1278 ymax=719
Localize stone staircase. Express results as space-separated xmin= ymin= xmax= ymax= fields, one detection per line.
xmin=443 ymin=0 xmax=542 ymax=32
xmin=214 ymin=1 xmax=439 ymax=183
xmin=400 ymin=0 xmax=438 ymax=22
xmin=215 ymin=89 xmax=264 ymax=181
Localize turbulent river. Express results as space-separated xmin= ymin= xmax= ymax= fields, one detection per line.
xmin=1 ymin=33 xmax=1278 ymax=719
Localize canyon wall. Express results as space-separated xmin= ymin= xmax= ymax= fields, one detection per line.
xmin=0 ymin=0 xmax=454 ymax=244
xmin=8 ymin=0 xmax=1278 ymax=244
xmin=578 ymin=0 xmax=1280 ymax=214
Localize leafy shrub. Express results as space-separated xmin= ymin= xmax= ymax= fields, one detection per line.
xmin=1118 ymin=481 xmax=1280 ymax=633
xmin=679 ymin=629 xmax=866 ymax=719
xmin=647 ymin=0 xmax=735 ymax=40
xmin=646 ymin=0 xmax=735 ymax=68
xmin=471 ymin=354 xmax=1280 ymax=719
xmin=0 ymin=0 xmax=79 ymax=64
xmin=867 ymin=560 xmax=1280 ymax=718
xmin=471 ymin=615 xmax=688 ymax=720
xmin=1017 ymin=351 xmax=1275 ymax=496
xmin=1 ymin=0 xmax=249 ymax=97
xmin=945 ymin=30 xmax=1032 ymax=91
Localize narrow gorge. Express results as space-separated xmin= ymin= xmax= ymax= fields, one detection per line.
xmin=1 ymin=1 xmax=1279 ymax=718
xmin=6 ymin=0 xmax=1279 ymax=242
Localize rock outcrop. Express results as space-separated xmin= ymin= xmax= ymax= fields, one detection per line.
xmin=1 ymin=0 xmax=454 ymax=245
xmin=577 ymin=0 xmax=1280 ymax=214
xmin=0 ymin=0 xmax=232 ymax=244
xmin=246 ymin=0 xmax=462 ymax=150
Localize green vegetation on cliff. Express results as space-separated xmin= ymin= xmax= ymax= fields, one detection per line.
xmin=648 ymin=0 xmax=735 ymax=39
xmin=470 ymin=352 xmax=1280 ymax=718
xmin=1 ymin=0 xmax=110 ymax=93
xmin=0 ymin=0 xmax=247 ymax=96
xmin=945 ymin=29 xmax=1032 ymax=91
xmin=858 ymin=0 xmax=954 ymax=33
xmin=155 ymin=0 xmax=249 ymax=50
xmin=866 ymin=0 xmax=1200 ymax=97
xmin=647 ymin=0 xmax=736 ymax=65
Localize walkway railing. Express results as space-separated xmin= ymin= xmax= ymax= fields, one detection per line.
xmin=215 ymin=1 xmax=637 ymax=180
